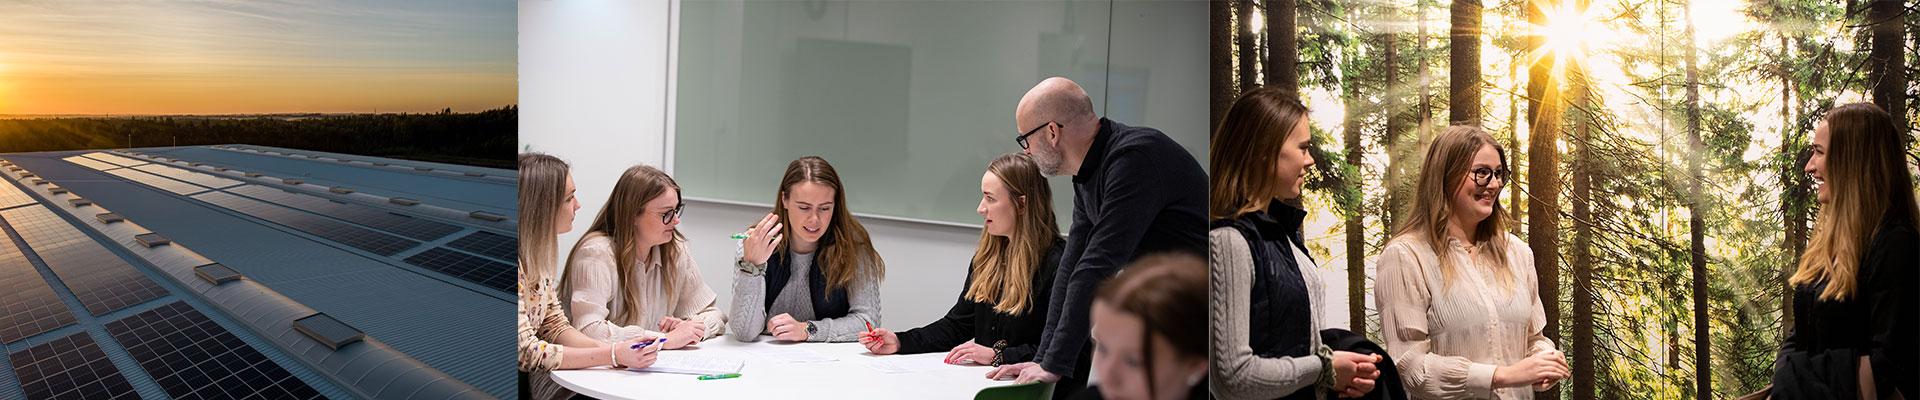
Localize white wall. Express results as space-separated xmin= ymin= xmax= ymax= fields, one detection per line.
xmin=518 ymin=0 xmax=981 ymax=329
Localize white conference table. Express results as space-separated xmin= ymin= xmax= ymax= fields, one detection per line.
xmin=550 ymin=336 xmax=1018 ymax=399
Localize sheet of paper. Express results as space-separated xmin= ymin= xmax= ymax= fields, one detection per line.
xmin=864 ymin=356 xmax=955 ymax=374
xmin=635 ymin=352 xmax=746 ymax=375
xmin=748 ymin=347 xmax=838 ymax=363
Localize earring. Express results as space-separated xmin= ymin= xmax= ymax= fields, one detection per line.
xmin=1186 ymin=370 xmax=1205 ymax=386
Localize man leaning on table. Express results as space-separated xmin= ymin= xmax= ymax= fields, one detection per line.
xmin=984 ymin=77 xmax=1209 ymax=399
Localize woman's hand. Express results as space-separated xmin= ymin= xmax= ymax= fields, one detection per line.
xmin=659 ymin=317 xmax=706 ymax=349
xmin=611 ymin=336 xmax=662 ymax=369
xmin=859 ymin=328 xmax=900 ymax=354
xmin=986 ymin=362 xmax=1059 ymax=384
xmin=741 ymin=213 xmax=784 ymax=266
xmin=1494 ymin=351 xmax=1569 ymax=388
xmin=1330 ymin=351 xmax=1381 ymax=398
xmin=768 ymin=313 xmax=810 ymax=341
xmin=945 ymin=341 xmax=995 ymax=365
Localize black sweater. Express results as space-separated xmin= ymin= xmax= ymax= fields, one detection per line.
xmin=1772 ymin=213 xmax=1919 ymax=399
xmin=1034 ymin=118 xmax=1209 ymax=383
xmin=896 ymin=238 xmax=1065 ymax=365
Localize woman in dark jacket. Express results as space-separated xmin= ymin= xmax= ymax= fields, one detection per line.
xmin=862 ymin=154 xmax=1068 ymax=382
xmin=1772 ymin=102 xmax=1918 ymax=399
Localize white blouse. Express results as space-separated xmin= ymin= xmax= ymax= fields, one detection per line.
xmin=566 ymin=235 xmax=727 ymax=342
xmin=1375 ymin=233 xmax=1557 ymax=400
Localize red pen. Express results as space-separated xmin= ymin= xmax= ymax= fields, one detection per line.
xmin=862 ymin=322 xmax=875 ymax=342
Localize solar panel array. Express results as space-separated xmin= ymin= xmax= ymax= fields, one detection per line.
xmin=446 ymin=231 xmax=516 ymax=261
xmin=105 ymin=301 xmax=325 ymax=400
xmin=102 ymin=168 xmax=208 ymax=196
xmin=402 ymin=247 xmax=514 ymax=292
xmin=0 ymin=206 xmax=169 ymax=316
xmin=228 ymin=185 xmax=460 ymax=241
xmin=62 ymin=155 xmax=122 ymax=171
xmin=7 ymin=332 xmax=140 ymax=399
xmin=0 ymin=227 xmax=76 ymax=344
xmin=81 ymin=153 xmax=148 ymax=168
xmin=0 ymin=179 xmax=35 ymax=210
xmin=192 ymin=192 xmax=418 ymax=256
xmin=132 ymin=164 xmax=241 ymax=189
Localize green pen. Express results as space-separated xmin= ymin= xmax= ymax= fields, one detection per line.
xmin=697 ymin=373 xmax=741 ymax=380
xmin=731 ymin=233 xmax=749 ymax=240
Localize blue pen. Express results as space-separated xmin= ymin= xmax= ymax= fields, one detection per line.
xmin=629 ymin=338 xmax=668 ymax=350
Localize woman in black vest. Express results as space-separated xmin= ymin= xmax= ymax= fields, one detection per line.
xmin=860 ymin=153 xmax=1065 ymax=376
xmin=1767 ymin=103 xmax=1918 ymax=399
xmin=727 ymin=156 xmax=887 ymax=342
xmin=1207 ymin=87 xmax=1381 ymax=400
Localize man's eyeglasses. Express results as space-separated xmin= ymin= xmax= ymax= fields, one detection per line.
xmin=1470 ymin=167 xmax=1511 ymax=187
xmin=1016 ymin=121 xmax=1055 ymax=150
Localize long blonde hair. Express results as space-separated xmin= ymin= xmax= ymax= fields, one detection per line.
xmin=1392 ymin=125 xmax=1514 ymax=288
xmin=775 ymin=156 xmax=885 ymax=291
xmin=562 ymin=165 xmax=686 ymax=324
xmin=518 ymin=153 xmax=570 ymax=284
xmin=1210 ymin=86 xmax=1311 ymax=220
xmin=1791 ymin=103 xmax=1919 ymax=301
xmin=966 ymin=153 xmax=1058 ymax=315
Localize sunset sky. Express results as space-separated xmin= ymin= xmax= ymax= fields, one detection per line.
xmin=0 ymin=0 xmax=514 ymax=115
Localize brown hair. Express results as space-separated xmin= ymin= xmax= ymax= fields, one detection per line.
xmin=966 ymin=153 xmax=1059 ymax=315
xmin=1791 ymin=102 xmax=1919 ymax=301
xmin=518 ymin=153 xmax=570 ymax=284
xmin=562 ymin=164 xmax=686 ymax=324
xmin=1095 ymin=252 xmax=1209 ymax=397
xmin=1210 ymin=86 xmax=1312 ymax=220
xmin=1392 ymin=125 xmax=1514 ymax=288
xmin=776 ymin=156 xmax=885 ymax=291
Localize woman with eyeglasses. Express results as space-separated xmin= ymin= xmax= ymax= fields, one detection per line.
xmin=729 ymin=156 xmax=888 ymax=342
xmin=518 ymin=154 xmax=660 ymax=400
xmin=1375 ymin=125 xmax=1567 ymax=399
xmin=1766 ymin=102 xmax=1917 ymax=399
xmin=562 ymin=164 xmax=726 ymax=350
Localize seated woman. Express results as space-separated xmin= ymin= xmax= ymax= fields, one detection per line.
xmin=728 ymin=156 xmax=886 ymax=342
xmin=516 ymin=153 xmax=660 ymax=400
xmin=1375 ymin=126 xmax=1567 ymax=399
xmin=860 ymin=153 xmax=1064 ymax=369
xmin=563 ymin=164 xmax=725 ymax=349
xmin=1072 ymin=253 xmax=1210 ymax=400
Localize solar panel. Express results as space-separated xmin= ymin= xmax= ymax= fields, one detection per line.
xmin=102 ymin=168 xmax=207 ymax=196
xmin=192 ymin=192 xmax=419 ymax=256
xmin=447 ymin=231 xmax=517 ymax=261
xmin=80 ymin=152 xmax=148 ymax=168
xmin=0 ymin=227 xmax=76 ymax=344
xmin=62 ymin=155 xmax=121 ymax=171
xmin=131 ymin=164 xmax=240 ymax=189
xmin=105 ymin=301 xmax=325 ymax=400
xmin=0 ymin=206 xmax=168 ymax=316
xmin=403 ymin=247 xmax=514 ymax=293
xmin=0 ymin=179 xmax=35 ymax=209
xmin=7 ymin=332 xmax=139 ymax=399
xmin=226 ymin=186 xmax=460 ymax=241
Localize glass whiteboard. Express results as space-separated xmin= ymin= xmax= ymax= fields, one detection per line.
xmin=674 ymin=0 xmax=1207 ymax=228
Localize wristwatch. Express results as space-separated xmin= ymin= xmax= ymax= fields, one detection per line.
xmin=736 ymin=258 xmax=766 ymax=276
xmin=805 ymin=322 xmax=818 ymax=337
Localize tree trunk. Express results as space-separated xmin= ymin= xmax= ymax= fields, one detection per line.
xmin=1449 ymin=0 xmax=1483 ymax=124
xmin=1211 ymin=0 xmax=1235 ymax=131
xmin=1779 ymin=33 xmax=1802 ymax=331
xmin=1867 ymin=0 xmax=1906 ymax=125
xmin=1525 ymin=0 xmax=1563 ymax=362
xmin=1267 ymin=0 xmax=1299 ymax=94
xmin=1345 ymin=74 xmax=1366 ymax=333
xmin=1385 ymin=30 xmax=1405 ymax=235
xmin=1569 ymin=63 xmax=1596 ymax=400
xmin=1684 ymin=2 xmax=1711 ymax=397
xmin=1237 ymin=0 xmax=1258 ymax=93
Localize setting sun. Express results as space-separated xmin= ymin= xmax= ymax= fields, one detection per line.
xmin=1527 ymin=0 xmax=1616 ymax=80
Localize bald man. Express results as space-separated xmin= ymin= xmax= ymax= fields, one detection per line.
xmin=986 ymin=77 xmax=1208 ymax=397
